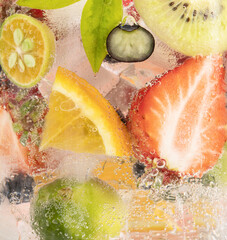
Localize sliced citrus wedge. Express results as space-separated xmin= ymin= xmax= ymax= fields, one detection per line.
xmin=40 ymin=67 xmax=132 ymax=157
xmin=0 ymin=14 xmax=55 ymax=88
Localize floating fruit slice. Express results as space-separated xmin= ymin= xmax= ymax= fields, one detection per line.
xmin=0 ymin=108 xmax=29 ymax=173
xmin=31 ymin=178 xmax=126 ymax=240
xmin=107 ymin=24 xmax=155 ymax=62
xmin=128 ymin=56 xmax=226 ymax=175
xmin=127 ymin=190 xmax=181 ymax=232
xmin=40 ymin=67 xmax=132 ymax=156
xmin=0 ymin=14 xmax=55 ymax=88
xmin=134 ymin=0 xmax=227 ymax=56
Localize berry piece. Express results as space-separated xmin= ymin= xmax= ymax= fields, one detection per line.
xmin=128 ymin=56 xmax=226 ymax=176
xmin=107 ymin=24 xmax=155 ymax=62
xmin=4 ymin=173 xmax=35 ymax=204
xmin=133 ymin=161 xmax=145 ymax=178
xmin=27 ymin=9 xmax=45 ymax=20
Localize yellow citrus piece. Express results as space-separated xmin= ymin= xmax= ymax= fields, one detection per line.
xmin=40 ymin=67 xmax=132 ymax=156
xmin=190 ymin=200 xmax=217 ymax=229
xmin=0 ymin=14 xmax=55 ymax=88
xmin=93 ymin=157 xmax=136 ymax=190
xmin=127 ymin=190 xmax=181 ymax=232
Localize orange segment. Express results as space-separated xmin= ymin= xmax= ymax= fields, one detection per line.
xmin=40 ymin=67 xmax=132 ymax=157
xmin=127 ymin=190 xmax=181 ymax=232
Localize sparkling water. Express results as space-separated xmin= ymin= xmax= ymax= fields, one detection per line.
xmin=0 ymin=0 xmax=226 ymax=240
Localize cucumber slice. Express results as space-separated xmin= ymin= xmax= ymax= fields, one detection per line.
xmin=107 ymin=24 xmax=155 ymax=62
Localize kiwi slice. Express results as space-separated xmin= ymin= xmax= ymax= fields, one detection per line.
xmin=134 ymin=0 xmax=227 ymax=56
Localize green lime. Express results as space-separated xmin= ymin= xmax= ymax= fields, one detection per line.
xmin=31 ymin=178 xmax=126 ymax=240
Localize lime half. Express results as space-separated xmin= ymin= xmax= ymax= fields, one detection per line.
xmin=0 ymin=14 xmax=55 ymax=88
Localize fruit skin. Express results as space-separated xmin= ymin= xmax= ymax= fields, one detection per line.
xmin=128 ymin=56 xmax=226 ymax=176
xmin=31 ymin=178 xmax=126 ymax=240
xmin=0 ymin=14 xmax=55 ymax=88
xmin=134 ymin=0 xmax=227 ymax=56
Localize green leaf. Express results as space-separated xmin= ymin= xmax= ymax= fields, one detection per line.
xmin=16 ymin=0 xmax=81 ymax=10
xmin=81 ymin=0 xmax=123 ymax=73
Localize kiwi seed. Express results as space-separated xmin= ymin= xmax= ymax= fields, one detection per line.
xmin=134 ymin=0 xmax=227 ymax=56
xmin=168 ymin=1 xmax=223 ymax=23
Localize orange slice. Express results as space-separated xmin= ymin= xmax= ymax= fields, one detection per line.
xmin=0 ymin=14 xmax=55 ymax=87
xmin=40 ymin=67 xmax=132 ymax=157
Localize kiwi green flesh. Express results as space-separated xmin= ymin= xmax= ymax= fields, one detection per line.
xmin=134 ymin=0 xmax=227 ymax=56
xmin=206 ymin=142 xmax=227 ymax=186
xmin=107 ymin=25 xmax=155 ymax=62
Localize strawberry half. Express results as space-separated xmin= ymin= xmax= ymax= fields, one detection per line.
xmin=128 ymin=56 xmax=226 ymax=176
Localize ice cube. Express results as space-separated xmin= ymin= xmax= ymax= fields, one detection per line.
xmin=148 ymin=37 xmax=188 ymax=71
xmin=105 ymin=78 xmax=136 ymax=117
xmin=44 ymin=148 xmax=109 ymax=182
xmin=17 ymin=219 xmax=39 ymax=240
xmin=0 ymin=201 xmax=19 ymax=240
xmin=137 ymin=17 xmax=188 ymax=71
xmin=120 ymin=60 xmax=165 ymax=89
xmin=105 ymin=58 xmax=167 ymax=117
xmin=45 ymin=0 xmax=86 ymax=38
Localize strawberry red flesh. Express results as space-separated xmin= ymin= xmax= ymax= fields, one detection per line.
xmin=128 ymin=56 xmax=226 ymax=176
xmin=122 ymin=0 xmax=140 ymax=22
